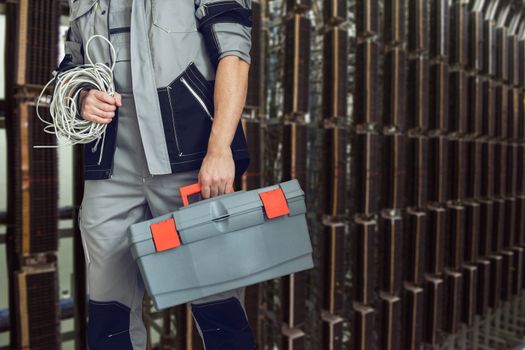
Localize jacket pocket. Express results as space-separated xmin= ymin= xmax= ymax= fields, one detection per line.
xmin=158 ymin=62 xmax=215 ymax=158
xmin=152 ymin=0 xmax=197 ymax=33
xmin=83 ymin=109 xmax=119 ymax=179
xmin=158 ymin=62 xmax=250 ymax=176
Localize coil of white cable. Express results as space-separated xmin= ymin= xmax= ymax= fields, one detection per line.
xmin=35 ymin=35 xmax=117 ymax=164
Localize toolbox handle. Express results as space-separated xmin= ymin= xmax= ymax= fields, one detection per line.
xmin=180 ymin=182 xmax=235 ymax=207
xmin=180 ymin=183 xmax=202 ymax=207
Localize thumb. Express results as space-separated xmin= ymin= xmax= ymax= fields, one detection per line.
xmin=114 ymin=92 xmax=123 ymax=107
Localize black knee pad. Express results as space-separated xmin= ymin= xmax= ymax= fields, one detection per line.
xmin=87 ymin=300 xmax=133 ymax=350
xmin=191 ymin=296 xmax=256 ymax=350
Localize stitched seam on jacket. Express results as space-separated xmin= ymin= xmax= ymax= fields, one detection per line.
xmin=185 ymin=71 xmax=212 ymax=108
xmin=184 ymin=71 xmax=207 ymax=101
xmin=187 ymin=67 xmax=213 ymax=105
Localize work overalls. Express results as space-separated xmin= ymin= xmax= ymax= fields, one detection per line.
xmin=77 ymin=1 xmax=255 ymax=348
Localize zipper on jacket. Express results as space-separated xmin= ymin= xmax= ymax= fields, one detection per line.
xmin=180 ymin=77 xmax=214 ymax=121
xmin=106 ymin=0 xmax=113 ymax=61
xmin=107 ymin=0 xmax=114 ymax=178
xmin=166 ymin=86 xmax=183 ymax=156
xmin=108 ymin=117 xmax=118 ymax=179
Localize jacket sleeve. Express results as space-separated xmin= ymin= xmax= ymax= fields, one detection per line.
xmin=56 ymin=24 xmax=89 ymax=120
xmin=57 ymin=26 xmax=85 ymax=73
xmin=194 ymin=0 xmax=253 ymax=68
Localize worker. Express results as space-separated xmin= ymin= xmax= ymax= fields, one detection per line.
xmin=57 ymin=0 xmax=254 ymax=348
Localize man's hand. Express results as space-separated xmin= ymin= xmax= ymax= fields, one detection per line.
xmin=197 ymin=55 xmax=250 ymax=199
xmin=198 ymin=146 xmax=235 ymax=198
xmin=79 ymin=89 xmax=122 ymax=124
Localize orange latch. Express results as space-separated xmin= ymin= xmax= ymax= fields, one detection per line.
xmin=150 ymin=217 xmax=181 ymax=252
xmin=259 ymin=187 xmax=290 ymax=219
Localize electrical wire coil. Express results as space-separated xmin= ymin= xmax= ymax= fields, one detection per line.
xmin=35 ymin=35 xmax=117 ymax=164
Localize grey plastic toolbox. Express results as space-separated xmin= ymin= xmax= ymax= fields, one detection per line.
xmin=128 ymin=179 xmax=314 ymax=310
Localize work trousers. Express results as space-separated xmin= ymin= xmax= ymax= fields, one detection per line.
xmin=78 ymin=94 xmax=255 ymax=349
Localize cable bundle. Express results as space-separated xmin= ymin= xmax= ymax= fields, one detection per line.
xmin=35 ymin=35 xmax=117 ymax=163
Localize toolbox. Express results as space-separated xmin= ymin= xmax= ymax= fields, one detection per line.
xmin=128 ymin=179 xmax=314 ymax=310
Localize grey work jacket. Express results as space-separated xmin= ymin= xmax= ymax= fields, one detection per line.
xmin=58 ymin=0 xmax=252 ymax=179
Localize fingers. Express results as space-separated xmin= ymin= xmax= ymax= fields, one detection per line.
xmin=82 ymin=101 xmax=115 ymax=121
xmin=94 ymin=101 xmax=117 ymax=112
xmin=93 ymin=90 xmax=117 ymax=105
xmin=226 ymin=178 xmax=235 ymax=193
xmin=219 ymin=181 xmax=227 ymax=196
xmin=199 ymin=173 xmax=211 ymax=199
xmin=114 ymin=92 xmax=123 ymax=107
xmin=210 ymin=180 xmax=219 ymax=197
xmin=219 ymin=177 xmax=230 ymax=195
xmin=82 ymin=113 xmax=113 ymax=124
xmin=203 ymin=176 xmax=219 ymax=198
xmin=80 ymin=89 xmax=122 ymax=124
xmin=198 ymin=152 xmax=235 ymax=199
xmin=199 ymin=173 xmax=233 ymax=198
xmin=91 ymin=106 xmax=116 ymax=119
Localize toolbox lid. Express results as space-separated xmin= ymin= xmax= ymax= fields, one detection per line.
xmin=129 ymin=179 xmax=306 ymax=257
xmin=174 ymin=179 xmax=305 ymax=231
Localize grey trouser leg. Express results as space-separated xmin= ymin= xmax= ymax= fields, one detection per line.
xmin=78 ymin=94 xmax=253 ymax=350
xmin=145 ymin=170 xmax=254 ymax=350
